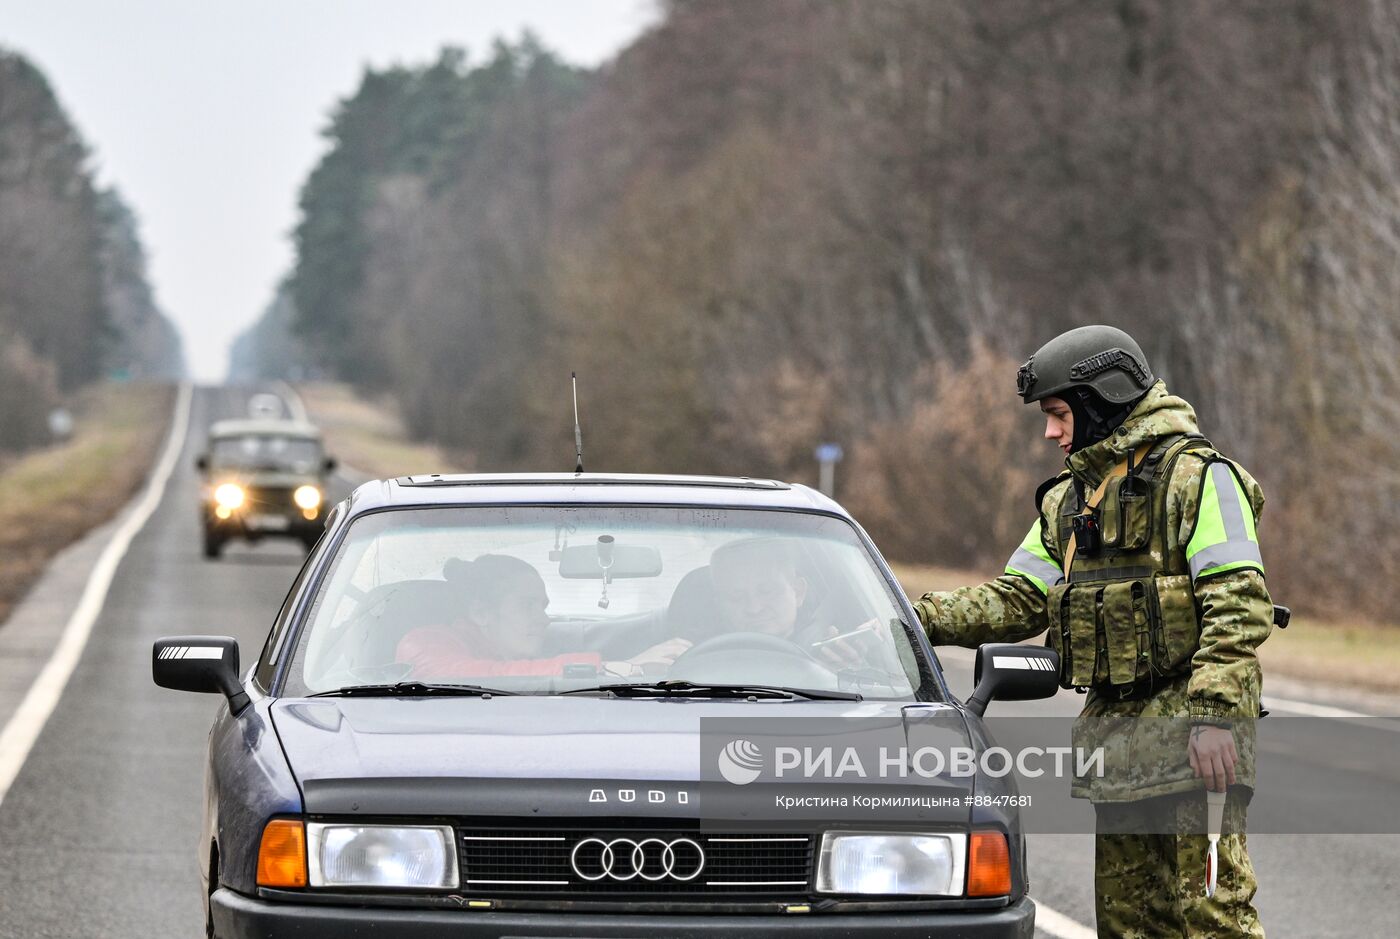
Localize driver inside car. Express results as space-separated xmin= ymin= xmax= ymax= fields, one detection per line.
xmin=396 ymin=554 xmax=689 ymax=679
xmin=709 ymin=538 xmax=875 ymax=669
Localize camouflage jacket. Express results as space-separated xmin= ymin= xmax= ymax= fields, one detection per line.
xmin=913 ymin=382 xmax=1274 ymax=802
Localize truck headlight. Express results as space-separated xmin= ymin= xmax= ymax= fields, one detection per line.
xmin=816 ymin=831 xmax=966 ymax=896
xmin=293 ymin=485 xmax=322 ymax=510
xmin=306 ymin=824 xmax=458 ymax=889
xmin=213 ymin=483 xmax=245 ymax=510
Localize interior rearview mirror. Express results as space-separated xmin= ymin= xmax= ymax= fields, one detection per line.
xmin=557 ymin=542 xmax=662 ymax=579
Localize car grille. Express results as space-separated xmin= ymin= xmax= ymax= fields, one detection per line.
xmin=246 ymin=486 xmax=295 ymax=508
xmin=457 ymin=825 xmax=813 ymax=897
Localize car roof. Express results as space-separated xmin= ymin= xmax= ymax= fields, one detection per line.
xmin=341 ymin=472 xmax=848 ymax=516
xmin=207 ymin=418 xmax=322 ymax=440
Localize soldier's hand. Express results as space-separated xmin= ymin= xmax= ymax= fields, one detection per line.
xmin=1188 ymin=724 xmax=1238 ymax=792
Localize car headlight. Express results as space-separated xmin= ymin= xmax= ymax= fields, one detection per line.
xmin=293 ymin=485 xmax=322 ymax=510
xmin=213 ymin=483 xmax=245 ymax=509
xmin=306 ymin=823 xmax=458 ymax=889
xmin=816 ymin=831 xmax=967 ymax=896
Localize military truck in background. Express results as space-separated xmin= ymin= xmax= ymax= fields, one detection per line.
xmin=195 ymin=419 xmax=336 ymax=558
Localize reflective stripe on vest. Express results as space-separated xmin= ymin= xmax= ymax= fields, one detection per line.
xmin=1186 ymin=461 xmax=1264 ymax=580
xmin=1005 ymin=518 xmax=1063 ymax=596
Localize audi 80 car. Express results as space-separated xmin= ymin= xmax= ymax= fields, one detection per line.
xmin=195 ymin=419 xmax=337 ymax=557
xmin=153 ymin=473 xmax=1058 ymax=938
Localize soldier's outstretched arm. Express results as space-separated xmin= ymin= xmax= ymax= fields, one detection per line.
xmin=1180 ymin=461 xmax=1273 ymax=723
xmin=911 ymin=519 xmax=1055 ymax=648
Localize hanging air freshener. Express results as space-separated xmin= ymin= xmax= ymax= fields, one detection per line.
xmin=596 ymin=535 xmax=615 ymax=609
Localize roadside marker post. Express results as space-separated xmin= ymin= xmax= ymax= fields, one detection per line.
xmin=815 ymin=443 xmax=843 ymax=498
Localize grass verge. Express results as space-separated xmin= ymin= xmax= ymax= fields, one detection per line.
xmin=295 ymin=382 xmax=463 ymax=480
xmin=0 ymin=382 xmax=174 ymax=626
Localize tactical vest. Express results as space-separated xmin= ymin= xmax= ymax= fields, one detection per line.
xmin=1044 ymin=434 xmax=1217 ymax=698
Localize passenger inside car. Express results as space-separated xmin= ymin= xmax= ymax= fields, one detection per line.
xmin=395 ymin=554 xmax=689 ymax=679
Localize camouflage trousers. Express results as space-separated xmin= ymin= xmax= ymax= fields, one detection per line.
xmin=1094 ymin=791 xmax=1264 ymax=938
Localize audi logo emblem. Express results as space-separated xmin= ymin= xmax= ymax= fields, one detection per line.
xmin=569 ymin=836 xmax=706 ymax=882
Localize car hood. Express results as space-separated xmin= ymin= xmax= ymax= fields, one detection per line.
xmin=270 ymin=697 xmax=975 ymax=820
xmin=211 ymin=470 xmax=321 ymax=487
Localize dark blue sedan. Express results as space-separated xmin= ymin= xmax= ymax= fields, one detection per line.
xmin=153 ymin=473 xmax=1056 ymax=938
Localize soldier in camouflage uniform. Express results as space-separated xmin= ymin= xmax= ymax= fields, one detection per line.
xmin=913 ymin=325 xmax=1271 ymax=937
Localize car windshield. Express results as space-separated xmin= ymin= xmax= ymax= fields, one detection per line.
xmin=281 ymin=505 xmax=929 ymax=700
xmin=210 ymin=434 xmax=322 ymax=471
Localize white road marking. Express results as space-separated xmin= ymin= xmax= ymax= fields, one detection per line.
xmin=0 ymin=382 xmax=192 ymax=809
xmin=1035 ymin=900 xmax=1097 ymax=938
xmin=942 ymin=646 xmax=1395 ymax=721
xmin=1263 ymin=696 xmax=1371 ymax=719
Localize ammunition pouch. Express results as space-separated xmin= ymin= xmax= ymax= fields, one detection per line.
xmin=1046 ymin=573 xmax=1200 ymax=694
xmin=1100 ymin=474 xmax=1151 ymax=551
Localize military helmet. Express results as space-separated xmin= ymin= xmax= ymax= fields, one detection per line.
xmin=1016 ymin=325 xmax=1154 ymax=405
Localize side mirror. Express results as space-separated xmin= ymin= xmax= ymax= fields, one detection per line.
xmin=323 ymin=456 xmax=338 ymax=473
xmin=964 ymin=643 xmax=1060 ymax=717
xmin=152 ymin=636 xmax=249 ymax=715
xmin=195 ymin=454 xmax=209 ymax=472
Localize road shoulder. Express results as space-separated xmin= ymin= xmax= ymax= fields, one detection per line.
xmin=293 ymin=381 xmax=461 ymax=482
xmin=0 ymin=382 xmax=175 ymax=626
xmin=0 ymin=511 xmax=127 ymax=747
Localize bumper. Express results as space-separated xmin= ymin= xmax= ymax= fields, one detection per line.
xmin=205 ymin=514 xmax=320 ymax=538
xmin=211 ymin=889 xmax=1036 ymax=938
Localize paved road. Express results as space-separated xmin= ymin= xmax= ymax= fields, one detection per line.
xmin=0 ymin=385 xmax=353 ymax=937
xmin=0 ymin=384 xmax=1395 ymax=937
xmin=935 ymin=647 xmax=1400 ymax=938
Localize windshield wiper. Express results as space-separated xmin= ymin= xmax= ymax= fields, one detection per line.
xmin=560 ymin=680 xmax=861 ymax=701
xmin=309 ymin=681 xmax=515 ymax=698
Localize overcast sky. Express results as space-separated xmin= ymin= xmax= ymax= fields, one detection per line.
xmin=0 ymin=0 xmax=656 ymax=381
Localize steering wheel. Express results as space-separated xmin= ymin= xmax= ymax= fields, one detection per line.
xmin=665 ymin=631 xmax=836 ymax=687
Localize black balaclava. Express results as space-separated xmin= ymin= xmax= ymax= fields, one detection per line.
xmin=1065 ymin=386 xmax=1144 ymax=453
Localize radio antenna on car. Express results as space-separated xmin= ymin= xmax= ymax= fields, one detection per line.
xmin=572 ymin=372 xmax=585 ymax=474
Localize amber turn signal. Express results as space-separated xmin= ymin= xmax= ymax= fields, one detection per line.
xmin=967 ymin=830 xmax=1012 ymax=896
xmin=257 ymin=818 xmax=308 ymax=888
